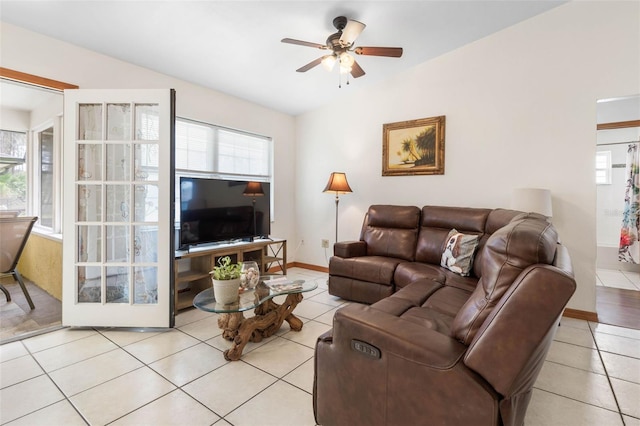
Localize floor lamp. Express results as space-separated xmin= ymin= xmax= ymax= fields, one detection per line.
xmin=243 ymin=181 xmax=264 ymax=238
xmin=511 ymin=188 xmax=553 ymax=221
xmin=323 ymin=172 xmax=353 ymax=243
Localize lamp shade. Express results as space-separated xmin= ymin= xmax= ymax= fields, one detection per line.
xmin=323 ymin=172 xmax=353 ymax=194
xmin=243 ymin=181 xmax=264 ymax=197
xmin=511 ymin=188 xmax=553 ymax=217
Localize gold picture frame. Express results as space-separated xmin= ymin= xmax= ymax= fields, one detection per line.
xmin=382 ymin=115 xmax=445 ymax=176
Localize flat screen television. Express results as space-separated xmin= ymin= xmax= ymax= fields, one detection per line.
xmin=179 ymin=177 xmax=271 ymax=249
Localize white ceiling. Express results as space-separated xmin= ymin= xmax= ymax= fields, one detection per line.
xmin=0 ymin=1 xmax=565 ymax=116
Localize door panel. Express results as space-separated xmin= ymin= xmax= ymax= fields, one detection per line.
xmin=63 ymin=89 xmax=175 ymax=327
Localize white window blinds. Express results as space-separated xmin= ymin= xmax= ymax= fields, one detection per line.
xmin=175 ymin=118 xmax=271 ymax=179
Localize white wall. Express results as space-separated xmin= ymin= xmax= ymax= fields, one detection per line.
xmin=0 ymin=22 xmax=297 ymax=251
xmin=294 ymin=1 xmax=640 ymax=313
xmin=0 ymin=107 xmax=29 ymax=131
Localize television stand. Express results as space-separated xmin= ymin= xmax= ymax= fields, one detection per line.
xmin=173 ymin=238 xmax=286 ymax=312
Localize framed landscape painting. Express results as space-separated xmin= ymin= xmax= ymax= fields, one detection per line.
xmin=382 ymin=115 xmax=445 ymax=176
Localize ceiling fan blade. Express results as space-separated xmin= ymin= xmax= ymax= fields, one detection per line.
xmin=296 ymin=57 xmax=323 ymax=73
xmin=354 ymin=46 xmax=403 ymax=58
xmin=350 ymin=60 xmax=366 ymax=78
xmin=281 ymin=38 xmax=327 ymax=50
xmin=339 ymin=19 xmax=366 ymax=45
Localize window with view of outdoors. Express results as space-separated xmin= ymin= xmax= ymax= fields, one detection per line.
xmin=596 ymin=151 xmax=612 ymax=185
xmin=0 ymin=129 xmax=27 ymax=214
xmin=39 ymin=127 xmax=54 ymax=227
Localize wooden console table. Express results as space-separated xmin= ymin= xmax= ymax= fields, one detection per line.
xmin=174 ymin=238 xmax=286 ymax=311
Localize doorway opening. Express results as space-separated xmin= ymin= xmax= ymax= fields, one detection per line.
xmin=0 ymin=68 xmax=75 ymax=343
xmin=596 ymin=95 xmax=640 ymax=330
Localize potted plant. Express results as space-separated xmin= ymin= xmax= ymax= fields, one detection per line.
xmin=210 ymin=256 xmax=241 ymax=304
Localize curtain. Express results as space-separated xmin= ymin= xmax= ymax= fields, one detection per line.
xmin=619 ymin=143 xmax=640 ymax=263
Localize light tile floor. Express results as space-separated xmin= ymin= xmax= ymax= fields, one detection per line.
xmin=597 ymin=268 xmax=640 ymax=291
xmin=1 ymin=267 xmax=639 ymax=425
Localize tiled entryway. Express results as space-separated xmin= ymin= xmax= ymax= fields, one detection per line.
xmin=1 ymin=268 xmax=639 ymax=425
xmin=597 ymin=268 xmax=640 ymax=291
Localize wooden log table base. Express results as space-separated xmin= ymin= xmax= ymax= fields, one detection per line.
xmin=217 ymin=292 xmax=305 ymax=361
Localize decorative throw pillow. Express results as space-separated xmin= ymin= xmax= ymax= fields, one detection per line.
xmin=440 ymin=229 xmax=480 ymax=276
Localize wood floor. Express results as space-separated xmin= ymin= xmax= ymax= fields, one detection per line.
xmin=0 ymin=276 xmax=62 ymax=342
xmin=596 ymin=286 xmax=640 ymax=330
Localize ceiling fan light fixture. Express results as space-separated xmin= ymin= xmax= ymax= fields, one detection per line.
xmin=339 ymin=52 xmax=355 ymax=67
xmin=322 ymin=55 xmax=337 ymax=71
xmin=339 ymin=19 xmax=366 ymax=46
xmin=282 ymin=15 xmax=403 ymax=85
xmin=338 ymin=52 xmax=354 ymax=74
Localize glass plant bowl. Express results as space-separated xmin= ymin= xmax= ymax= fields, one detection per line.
xmin=240 ymin=261 xmax=260 ymax=290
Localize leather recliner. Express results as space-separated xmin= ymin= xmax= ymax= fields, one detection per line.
xmin=314 ymin=205 xmax=576 ymax=426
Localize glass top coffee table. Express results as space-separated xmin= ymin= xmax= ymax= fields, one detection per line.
xmin=193 ymin=276 xmax=317 ymax=361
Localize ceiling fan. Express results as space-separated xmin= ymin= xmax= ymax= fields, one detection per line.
xmin=281 ymin=16 xmax=403 ymax=83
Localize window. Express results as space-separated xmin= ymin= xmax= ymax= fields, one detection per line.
xmin=175 ymin=118 xmax=273 ymax=222
xmin=28 ymin=119 xmax=62 ymax=233
xmin=175 ymin=118 xmax=271 ymax=178
xmin=596 ymin=151 xmax=612 ymax=185
xmin=0 ymin=120 xmax=62 ymax=232
xmin=0 ymin=129 xmax=27 ymax=214
xmin=38 ymin=126 xmax=55 ymax=228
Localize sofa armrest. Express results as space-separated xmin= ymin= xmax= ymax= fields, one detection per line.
xmin=334 ymin=240 xmax=367 ymax=258
xmin=332 ymin=304 xmax=466 ymax=368
xmin=465 ymin=263 xmax=576 ymax=397
xmin=314 ymin=304 xmax=499 ymax=426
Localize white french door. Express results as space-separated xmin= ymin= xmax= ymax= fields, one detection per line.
xmin=62 ymin=89 xmax=175 ymax=327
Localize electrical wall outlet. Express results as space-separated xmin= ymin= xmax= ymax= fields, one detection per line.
xmin=321 ymin=239 xmax=329 ymax=248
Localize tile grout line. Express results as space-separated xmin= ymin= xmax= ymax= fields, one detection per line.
xmin=99 ymin=319 xmax=317 ymax=424
xmin=531 ymin=386 xmax=624 ymax=418
xmin=587 ymin=321 xmax=626 ymax=425
xmin=0 ymin=274 xmax=329 ymax=422
xmin=13 ymin=339 xmax=92 ymax=425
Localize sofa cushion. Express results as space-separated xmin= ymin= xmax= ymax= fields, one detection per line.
xmin=440 ymin=229 xmax=480 ymax=276
xmin=452 ymin=213 xmax=558 ymax=345
xmin=394 ymin=262 xmax=447 ymax=288
xmin=400 ymin=307 xmax=457 ymax=335
xmin=415 ymin=206 xmax=490 ymax=265
xmin=423 ymin=285 xmax=473 ymax=318
xmin=385 ymin=279 xmax=442 ymax=306
xmin=394 ymin=262 xmax=478 ymax=292
xmin=363 ymin=205 xmax=421 ymax=261
xmin=421 ymin=206 xmax=491 ymax=232
xmin=328 ymin=276 xmax=395 ymax=304
xmin=330 ymin=255 xmax=405 ymax=285
xmin=372 ymin=280 xmax=454 ymax=334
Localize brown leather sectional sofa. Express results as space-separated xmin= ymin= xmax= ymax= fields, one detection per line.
xmin=314 ymin=205 xmax=576 ymax=426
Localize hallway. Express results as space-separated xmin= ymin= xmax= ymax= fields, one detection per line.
xmin=596 ymin=269 xmax=640 ymax=330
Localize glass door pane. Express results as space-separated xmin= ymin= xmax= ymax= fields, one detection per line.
xmin=63 ymin=89 xmax=174 ymax=327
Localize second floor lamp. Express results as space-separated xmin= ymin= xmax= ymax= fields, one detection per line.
xmin=323 ymin=172 xmax=353 ymax=243
xmin=243 ymin=181 xmax=265 ymax=237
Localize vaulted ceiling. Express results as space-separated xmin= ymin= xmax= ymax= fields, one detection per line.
xmin=1 ymin=1 xmax=565 ymax=115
